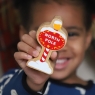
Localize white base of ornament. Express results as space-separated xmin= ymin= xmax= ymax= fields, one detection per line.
xmin=27 ymin=60 xmax=52 ymax=74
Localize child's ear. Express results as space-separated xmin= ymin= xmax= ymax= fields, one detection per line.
xmin=19 ymin=25 xmax=27 ymax=40
xmin=85 ymin=30 xmax=92 ymax=50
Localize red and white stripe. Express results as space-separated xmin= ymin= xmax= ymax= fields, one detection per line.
xmin=40 ymin=48 xmax=50 ymax=62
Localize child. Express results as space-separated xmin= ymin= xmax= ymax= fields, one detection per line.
xmin=0 ymin=0 xmax=95 ymax=95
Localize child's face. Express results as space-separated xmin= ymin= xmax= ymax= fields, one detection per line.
xmin=28 ymin=2 xmax=92 ymax=81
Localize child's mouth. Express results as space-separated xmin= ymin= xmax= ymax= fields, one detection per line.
xmin=55 ymin=58 xmax=69 ymax=70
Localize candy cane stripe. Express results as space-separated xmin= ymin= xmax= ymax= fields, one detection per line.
xmin=46 ymin=48 xmax=49 ymax=51
xmin=44 ymin=52 xmax=47 ymax=56
xmin=40 ymin=48 xmax=50 ymax=62
xmin=42 ymin=57 xmax=45 ymax=61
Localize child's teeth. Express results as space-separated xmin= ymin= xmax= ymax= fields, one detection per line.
xmin=56 ymin=59 xmax=67 ymax=64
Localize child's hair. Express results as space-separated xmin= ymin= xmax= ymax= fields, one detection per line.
xmin=13 ymin=0 xmax=95 ymax=31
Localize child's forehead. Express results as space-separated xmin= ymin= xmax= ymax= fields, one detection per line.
xmin=32 ymin=1 xmax=81 ymax=13
xmin=32 ymin=1 xmax=83 ymax=14
xmin=30 ymin=3 xmax=84 ymax=31
xmin=31 ymin=0 xmax=85 ymax=11
xmin=32 ymin=0 xmax=82 ymax=5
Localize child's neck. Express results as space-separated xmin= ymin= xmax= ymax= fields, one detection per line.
xmin=62 ymin=73 xmax=88 ymax=86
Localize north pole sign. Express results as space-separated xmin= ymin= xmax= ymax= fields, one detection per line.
xmin=27 ymin=16 xmax=67 ymax=74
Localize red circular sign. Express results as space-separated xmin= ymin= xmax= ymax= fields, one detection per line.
xmin=39 ymin=30 xmax=65 ymax=50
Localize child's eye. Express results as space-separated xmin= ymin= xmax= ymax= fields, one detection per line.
xmin=68 ymin=32 xmax=79 ymax=37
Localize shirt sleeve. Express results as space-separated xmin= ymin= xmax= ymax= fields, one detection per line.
xmin=0 ymin=69 xmax=19 ymax=92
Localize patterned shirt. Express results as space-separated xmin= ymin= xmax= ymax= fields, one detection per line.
xmin=0 ymin=69 xmax=95 ymax=95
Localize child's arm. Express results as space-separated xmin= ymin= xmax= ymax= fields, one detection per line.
xmin=14 ymin=30 xmax=57 ymax=91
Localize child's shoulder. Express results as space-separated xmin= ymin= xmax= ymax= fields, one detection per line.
xmin=2 ymin=69 xmax=20 ymax=76
xmin=0 ymin=69 xmax=23 ymax=85
xmin=0 ymin=69 xmax=27 ymax=95
xmin=47 ymin=79 xmax=95 ymax=95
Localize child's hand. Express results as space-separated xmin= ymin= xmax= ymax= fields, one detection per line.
xmin=14 ymin=30 xmax=57 ymax=91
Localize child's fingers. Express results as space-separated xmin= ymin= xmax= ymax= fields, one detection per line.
xmin=29 ymin=30 xmax=41 ymax=52
xmin=50 ymin=51 xmax=57 ymax=61
xmin=21 ymin=34 xmax=41 ymax=51
xmin=17 ymin=42 xmax=39 ymax=57
xmin=29 ymin=30 xmax=36 ymax=39
xmin=14 ymin=52 xmax=32 ymax=69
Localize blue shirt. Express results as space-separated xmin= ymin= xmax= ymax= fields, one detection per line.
xmin=0 ymin=69 xmax=95 ymax=95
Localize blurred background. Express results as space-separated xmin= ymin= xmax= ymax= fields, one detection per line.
xmin=0 ymin=0 xmax=95 ymax=82
xmin=0 ymin=0 xmax=20 ymax=76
